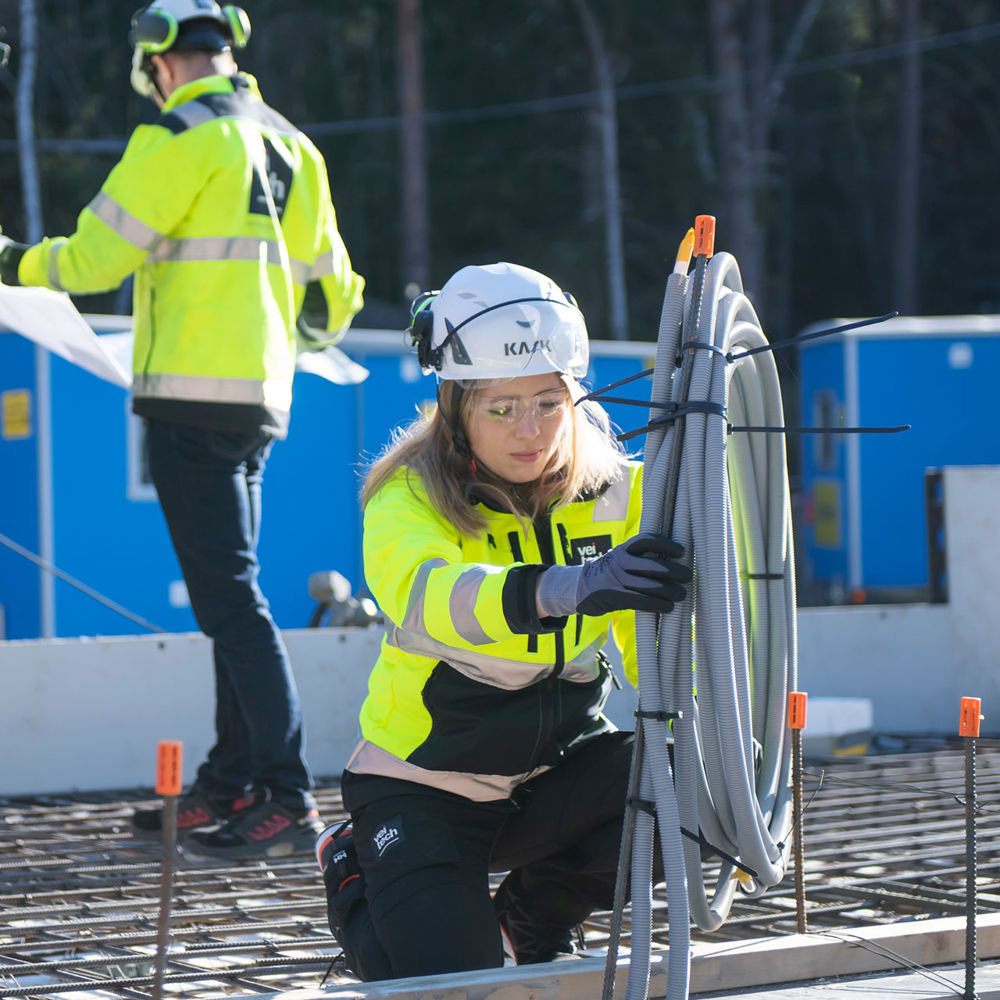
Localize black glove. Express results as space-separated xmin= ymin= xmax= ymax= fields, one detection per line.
xmin=575 ymin=532 xmax=691 ymax=615
xmin=0 ymin=233 xmax=28 ymax=286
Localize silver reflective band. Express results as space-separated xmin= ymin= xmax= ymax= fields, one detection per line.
xmin=46 ymin=239 xmax=68 ymax=290
xmin=149 ymin=235 xmax=283 ymax=266
xmin=133 ymin=372 xmax=292 ymax=411
xmin=87 ymin=192 xmax=163 ymax=252
xmin=308 ymin=249 xmax=340 ymax=281
xmin=346 ymin=739 xmax=555 ymax=802
xmin=472 ymin=388 xmax=569 ymax=424
xmin=593 ymin=473 xmax=631 ymax=523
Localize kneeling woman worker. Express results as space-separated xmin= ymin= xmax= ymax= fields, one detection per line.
xmin=318 ymin=262 xmax=690 ymax=980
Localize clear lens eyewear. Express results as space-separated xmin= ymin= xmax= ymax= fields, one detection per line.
xmin=474 ymin=389 xmax=569 ymax=424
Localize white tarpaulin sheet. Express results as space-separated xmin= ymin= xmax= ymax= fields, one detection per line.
xmin=0 ymin=286 xmax=369 ymax=387
xmin=0 ymin=287 xmax=131 ymax=387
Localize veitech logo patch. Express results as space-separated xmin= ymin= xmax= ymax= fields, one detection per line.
xmin=373 ymin=817 xmax=403 ymax=857
xmin=568 ymin=534 xmax=612 ymax=565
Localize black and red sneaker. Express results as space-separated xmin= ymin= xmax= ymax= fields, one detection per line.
xmin=182 ymin=797 xmax=324 ymax=860
xmin=131 ymin=791 xmax=255 ymax=840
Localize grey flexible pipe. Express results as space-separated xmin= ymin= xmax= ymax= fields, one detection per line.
xmin=623 ymin=248 xmax=796 ymax=1000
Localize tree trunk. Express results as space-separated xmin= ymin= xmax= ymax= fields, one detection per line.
xmin=572 ymin=0 xmax=627 ymax=340
xmin=708 ymin=0 xmax=761 ymax=302
xmin=396 ymin=0 xmax=429 ymax=296
xmin=16 ymin=0 xmax=42 ymax=242
xmin=893 ymin=0 xmax=921 ymax=315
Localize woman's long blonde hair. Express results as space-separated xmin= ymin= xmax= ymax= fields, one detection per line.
xmin=362 ymin=378 xmax=630 ymax=535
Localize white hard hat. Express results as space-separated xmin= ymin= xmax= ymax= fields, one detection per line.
xmin=409 ymin=262 xmax=589 ymax=382
xmin=129 ymin=0 xmax=250 ymax=97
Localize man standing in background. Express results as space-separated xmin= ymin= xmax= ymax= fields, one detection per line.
xmin=0 ymin=0 xmax=365 ymax=859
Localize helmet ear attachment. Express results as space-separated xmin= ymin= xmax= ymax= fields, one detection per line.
xmin=130 ymin=8 xmax=178 ymax=54
xmin=222 ymin=5 xmax=251 ymax=48
xmin=409 ymin=307 xmax=438 ymax=371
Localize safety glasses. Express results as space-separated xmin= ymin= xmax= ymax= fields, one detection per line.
xmin=472 ymin=388 xmax=569 ymax=424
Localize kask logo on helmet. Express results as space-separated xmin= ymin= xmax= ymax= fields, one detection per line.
xmin=503 ymin=339 xmax=552 ymax=358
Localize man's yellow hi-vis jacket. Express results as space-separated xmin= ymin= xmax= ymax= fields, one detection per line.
xmin=19 ymin=72 xmax=364 ymax=436
xmin=346 ymin=461 xmax=644 ymax=802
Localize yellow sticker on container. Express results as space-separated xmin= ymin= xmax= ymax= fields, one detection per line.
xmin=813 ymin=479 xmax=841 ymax=549
xmin=1 ymin=389 xmax=32 ymax=440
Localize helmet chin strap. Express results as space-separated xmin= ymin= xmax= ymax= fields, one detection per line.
xmin=437 ymin=383 xmax=476 ymax=470
xmin=130 ymin=47 xmax=167 ymax=101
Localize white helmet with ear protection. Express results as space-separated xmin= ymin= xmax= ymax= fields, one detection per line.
xmin=409 ymin=262 xmax=590 ymax=382
xmin=129 ymin=0 xmax=251 ymax=97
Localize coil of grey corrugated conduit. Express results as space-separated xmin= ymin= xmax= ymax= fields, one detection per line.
xmin=616 ymin=248 xmax=797 ymax=1000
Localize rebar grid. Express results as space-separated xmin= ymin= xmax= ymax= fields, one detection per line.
xmin=2 ymin=747 xmax=998 ymax=998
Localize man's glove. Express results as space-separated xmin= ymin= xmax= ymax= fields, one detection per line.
xmin=537 ymin=532 xmax=692 ymax=618
xmin=0 ymin=233 xmax=28 ymax=286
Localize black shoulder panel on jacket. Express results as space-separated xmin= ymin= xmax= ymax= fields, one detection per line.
xmin=157 ymin=81 xmax=298 ymax=138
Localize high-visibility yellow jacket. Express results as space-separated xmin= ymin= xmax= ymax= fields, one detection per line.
xmin=346 ymin=462 xmax=644 ymax=802
xmin=19 ymin=72 xmax=364 ymax=435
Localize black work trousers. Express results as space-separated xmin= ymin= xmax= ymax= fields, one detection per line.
xmin=340 ymin=730 xmax=659 ymax=981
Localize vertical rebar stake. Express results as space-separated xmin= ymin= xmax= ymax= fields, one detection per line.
xmin=152 ymin=740 xmax=183 ymax=1000
xmin=959 ymin=697 xmax=982 ymax=1000
xmin=788 ymin=692 xmax=808 ymax=933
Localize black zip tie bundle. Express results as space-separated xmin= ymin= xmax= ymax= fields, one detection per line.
xmin=626 ymin=796 xmax=657 ymax=817
xmin=578 ymin=310 xmax=911 ymax=444
xmin=636 ymin=708 xmax=683 ymax=722
xmin=626 ymin=791 xmax=760 ymax=880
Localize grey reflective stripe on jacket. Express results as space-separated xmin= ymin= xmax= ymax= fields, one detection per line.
xmin=88 ymin=192 xmax=163 ymax=252
xmin=44 ymin=239 xmax=68 ymax=290
xmin=148 ymin=235 xmax=309 ymax=283
xmin=87 ymin=192 xmax=314 ymax=282
xmin=402 ymin=558 xmax=507 ymax=648
xmin=309 ymin=249 xmax=342 ymax=281
xmin=384 ymin=625 xmax=557 ymax=691
xmin=132 ymin=372 xmax=292 ymax=410
xmin=346 ymin=739 xmax=553 ymax=802
xmin=593 ymin=472 xmax=631 ymax=522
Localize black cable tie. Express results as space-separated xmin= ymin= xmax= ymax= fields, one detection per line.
xmin=635 ymin=708 xmax=683 ymax=722
xmin=626 ymin=796 xmax=657 ymax=817
xmin=617 ymin=401 xmax=727 ymax=443
xmin=584 ymin=396 xmax=679 ymax=411
xmin=742 ymin=572 xmax=784 ymax=581
xmin=576 ymin=366 xmax=654 ymax=406
xmin=725 ymin=311 xmax=899 ymax=363
xmin=727 ymin=423 xmax=910 ymax=436
xmin=682 ymin=339 xmax=727 ymax=358
xmin=680 ymin=827 xmax=760 ymax=880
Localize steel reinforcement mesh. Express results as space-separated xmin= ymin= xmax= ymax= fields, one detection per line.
xmin=2 ymin=743 xmax=999 ymax=998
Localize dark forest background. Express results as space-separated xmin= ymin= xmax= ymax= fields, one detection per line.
xmin=2 ymin=1 xmax=1000 ymax=387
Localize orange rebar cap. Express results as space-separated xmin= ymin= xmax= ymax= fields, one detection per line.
xmin=959 ymin=697 xmax=982 ymax=738
xmin=694 ymin=215 xmax=716 ymax=258
xmin=156 ymin=740 xmax=184 ymax=796
xmin=787 ymin=691 xmax=808 ymax=730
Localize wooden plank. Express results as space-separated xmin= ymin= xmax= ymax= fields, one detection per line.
xmin=276 ymin=914 xmax=1000 ymax=1000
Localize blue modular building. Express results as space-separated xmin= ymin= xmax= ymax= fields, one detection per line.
xmin=796 ymin=315 xmax=1000 ymax=601
xmin=0 ymin=320 xmax=654 ymax=639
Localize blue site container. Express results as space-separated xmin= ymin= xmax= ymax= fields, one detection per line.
xmin=797 ymin=315 xmax=1000 ymax=600
xmin=0 ymin=321 xmax=653 ymax=639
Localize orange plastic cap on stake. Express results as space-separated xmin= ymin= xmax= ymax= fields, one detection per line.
xmin=959 ymin=697 xmax=982 ymax=738
xmin=156 ymin=740 xmax=183 ymax=796
xmin=694 ymin=215 xmax=716 ymax=259
xmin=787 ymin=691 xmax=808 ymax=730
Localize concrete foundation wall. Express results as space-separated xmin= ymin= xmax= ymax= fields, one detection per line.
xmin=1 ymin=464 xmax=996 ymax=796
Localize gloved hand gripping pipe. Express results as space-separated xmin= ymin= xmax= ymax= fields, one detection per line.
xmin=616 ymin=220 xmax=797 ymax=1000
